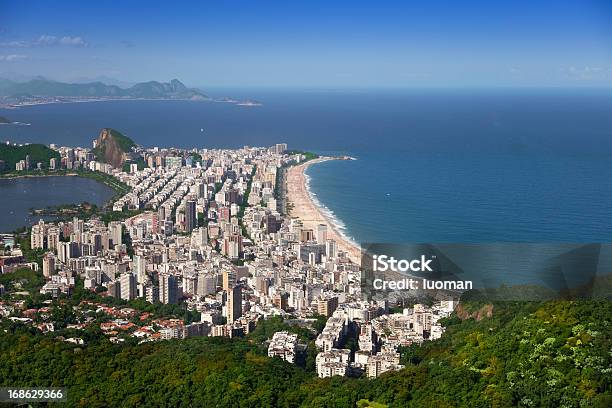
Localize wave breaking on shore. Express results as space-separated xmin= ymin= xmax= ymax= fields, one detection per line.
xmin=303 ymin=161 xmax=361 ymax=251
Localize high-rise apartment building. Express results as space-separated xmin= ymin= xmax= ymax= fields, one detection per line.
xmin=227 ymin=285 xmax=242 ymax=323
xmin=185 ymin=199 xmax=197 ymax=233
xmin=316 ymin=224 xmax=328 ymax=244
xmin=120 ymin=273 xmax=137 ymax=301
xmin=317 ymin=296 xmax=339 ymax=317
xmin=160 ymin=273 xmax=178 ymax=304
xmin=42 ymin=252 xmax=55 ymax=278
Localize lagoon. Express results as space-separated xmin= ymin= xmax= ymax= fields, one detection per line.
xmin=0 ymin=176 xmax=116 ymax=232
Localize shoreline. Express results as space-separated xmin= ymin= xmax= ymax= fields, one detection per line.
xmin=0 ymin=96 xmax=262 ymax=110
xmin=286 ymin=157 xmax=361 ymax=264
xmin=0 ymin=171 xmax=129 ymax=206
xmin=0 ymin=172 xmax=81 ymax=180
xmin=0 ymin=97 xmax=210 ymax=110
xmin=0 ymin=171 xmax=131 ymax=233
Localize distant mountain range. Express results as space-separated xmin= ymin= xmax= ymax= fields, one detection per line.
xmin=0 ymin=78 xmax=208 ymax=100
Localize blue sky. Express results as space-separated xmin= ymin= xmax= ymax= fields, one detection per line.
xmin=0 ymin=0 xmax=611 ymax=88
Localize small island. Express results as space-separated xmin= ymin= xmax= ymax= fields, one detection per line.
xmin=0 ymin=115 xmax=11 ymax=124
xmin=29 ymin=201 xmax=99 ymax=219
xmin=236 ymin=100 xmax=263 ymax=107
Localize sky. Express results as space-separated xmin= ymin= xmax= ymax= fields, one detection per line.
xmin=0 ymin=0 xmax=611 ymax=88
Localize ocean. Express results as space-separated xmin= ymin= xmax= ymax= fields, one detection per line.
xmin=2 ymin=88 xmax=612 ymax=242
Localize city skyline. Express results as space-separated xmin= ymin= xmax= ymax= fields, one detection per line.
xmin=1 ymin=0 xmax=611 ymax=88
xmin=1 ymin=2 xmax=611 ymax=406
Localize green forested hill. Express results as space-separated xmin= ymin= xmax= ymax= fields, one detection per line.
xmin=0 ymin=143 xmax=60 ymax=172
xmin=0 ymin=300 xmax=610 ymax=407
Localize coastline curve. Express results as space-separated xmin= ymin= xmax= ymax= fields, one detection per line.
xmin=286 ymin=157 xmax=361 ymax=264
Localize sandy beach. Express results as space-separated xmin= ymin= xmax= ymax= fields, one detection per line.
xmin=286 ymin=157 xmax=361 ymax=264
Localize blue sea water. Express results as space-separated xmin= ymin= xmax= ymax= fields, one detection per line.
xmin=306 ymin=152 xmax=612 ymax=243
xmin=2 ymin=88 xmax=612 ymax=242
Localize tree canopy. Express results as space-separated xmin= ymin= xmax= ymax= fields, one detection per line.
xmin=1 ymin=300 xmax=610 ymax=407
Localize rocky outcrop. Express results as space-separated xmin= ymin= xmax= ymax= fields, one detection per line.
xmin=92 ymin=128 xmax=135 ymax=169
xmin=455 ymin=303 xmax=493 ymax=321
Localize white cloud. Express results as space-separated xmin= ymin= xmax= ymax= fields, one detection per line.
xmin=59 ymin=36 xmax=86 ymax=46
xmin=0 ymin=54 xmax=28 ymax=62
xmin=37 ymin=35 xmax=87 ymax=46
xmin=559 ymin=65 xmax=611 ymax=81
xmin=0 ymin=40 xmax=29 ymax=47
xmin=0 ymin=35 xmax=87 ymax=48
xmin=36 ymin=35 xmax=58 ymax=45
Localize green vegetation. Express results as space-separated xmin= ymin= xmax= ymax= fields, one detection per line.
xmin=238 ymin=166 xmax=257 ymax=240
xmin=357 ymin=400 xmax=388 ymax=408
xmin=72 ymin=293 xmax=201 ymax=325
xmin=122 ymin=225 xmax=134 ymax=256
xmin=241 ymin=165 xmax=257 ymax=210
xmin=189 ymin=152 xmax=203 ymax=166
xmin=126 ymin=299 xmax=200 ymax=323
xmin=0 ymin=265 xmax=52 ymax=309
xmin=79 ymin=208 xmax=143 ymax=225
xmin=273 ymin=163 xmax=287 ymax=200
xmin=29 ymin=202 xmax=97 ymax=217
xmin=390 ymin=300 xmax=612 ymax=407
xmin=0 ymin=115 xmax=10 ymax=124
xmin=0 ymin=328 xmax=309 ymax=407
xmin=0 ymin=143 xmax=60 ymax=172
xmin=0 ymin=267 xmax=44 ymax=295
xmin=249 ymin=316 xmax=318 ymax=346
xmin=1 ymin=300 xmax=609 ymax=407
xmin=106 ymin=128 xmax=136 ymax=152
xmin=92 ymin=128 xmax=138 ymax=168
xmin=69 ymin=169 xmax=131 ymax=197
xmin=197 ymin=212 xmax=207 ymax=228
xmin=15 ymin=233 xmax=45 ymax=269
